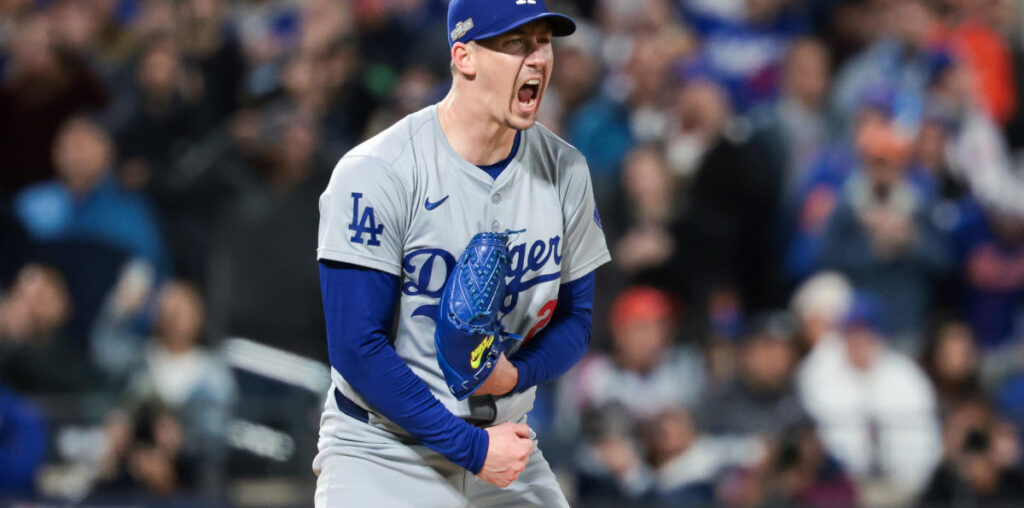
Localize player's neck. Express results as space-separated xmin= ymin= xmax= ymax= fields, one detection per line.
xmin=438 ymin=92 xmax=518 ymax=166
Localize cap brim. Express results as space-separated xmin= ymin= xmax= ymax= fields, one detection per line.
xmin=473 ymin=12 xmax=576 ymax=42
xmin=538 ymin=12 xmax=577 ymax=37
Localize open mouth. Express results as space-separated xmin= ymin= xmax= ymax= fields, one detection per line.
xmin=517 ymin=79 xmax=541 ymax=109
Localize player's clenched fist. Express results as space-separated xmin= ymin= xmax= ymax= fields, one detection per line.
xmin=478 ymin=423 xmax=534 ymax=488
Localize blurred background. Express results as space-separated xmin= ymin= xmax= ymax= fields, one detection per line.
xmin=2 ymin=0 xmax=1024 ymax=506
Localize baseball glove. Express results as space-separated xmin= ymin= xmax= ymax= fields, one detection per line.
xmin=435 ymin=230 xmax=523 ymax=400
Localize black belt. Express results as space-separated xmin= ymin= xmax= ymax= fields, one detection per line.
xmin=334 ymin=387 xmax=372 ymax=423
xmin=334 ymin=388 xmax=496 ymax=428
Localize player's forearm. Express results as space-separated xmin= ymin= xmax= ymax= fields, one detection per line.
xmin=509 ymin=272 xmax=594 ymax=392
xmin=338 ymin=330 xmax=489 ymax=473
xmin=320 ymin=261 xmax=489 ymax=473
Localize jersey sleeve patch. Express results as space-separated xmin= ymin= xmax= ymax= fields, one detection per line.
xmin=317 ymin=155 xmax=408 ymax=276
xmin=347 ymin=192 xmax=386 ymax=246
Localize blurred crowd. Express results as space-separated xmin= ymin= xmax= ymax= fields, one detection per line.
xmin=2 ymin=0 xmax=1024 ymax=506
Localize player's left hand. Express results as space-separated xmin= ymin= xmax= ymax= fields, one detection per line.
xmin=473 ymin=354 xmax=518 ymax=396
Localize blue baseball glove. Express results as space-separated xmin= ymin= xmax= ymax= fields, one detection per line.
xmin=435 ymin=230 xmax=523 ymax=400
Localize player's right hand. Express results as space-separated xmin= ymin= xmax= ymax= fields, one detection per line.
xmin=477 ymin=422 xmax=534 ymax=488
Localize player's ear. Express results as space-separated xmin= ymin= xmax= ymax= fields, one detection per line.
xmin=451 ymin=42 xmax=476 ymax=78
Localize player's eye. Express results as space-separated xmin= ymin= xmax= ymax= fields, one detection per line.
xmin=505 ymin=38 xmax=524 ymax=48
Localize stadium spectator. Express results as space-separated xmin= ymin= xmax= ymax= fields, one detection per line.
xmin=117 ymin=280 xmax=235 ymax=496
xmin=950 ymin=199 xmax=1024 ymax=350
xmin=716 ymin=419 xmax=857 ymax=508
xmin=919 ymin=398 xmax=1024 ymax=508
xmin=593 ymin=0 xmax=692 ymax=146
xmin=114 ymin=34 xmax=206 ymax=194
xmin=679 ymin=0 xmax=811 ymax=110
xmin=174 ymin=0 xmax=244 ymax=131
xmin=0 ymin=11 xmax=109 ymax=193
xmin=914 ymin=105 xmax=968 ymax=204
xmin=205 ymin=108 xmax=330 ymax=360
xmin=92 ymin=400 xmax=194 ymax=499
xmin=641 ymin=406 xmax=763 ymax=506
xmin=561 ymin=286 xmax=706 ymax=502
xmin=572 ymin=401 xmax=651 ymax=503
xmin=695 ymin=312 xmax=805 ymax=437
xmin=47 ymin=0 xmax=99 ymax=53
xmin=604 ymin=145 xmax=683 ymax=291
xmin=670 ymin=72 xmax=784 ymax=314
xmin=751 ymin=36 xmax=836 ymax=204
xmin=560 ymin=286 xmax=705 ymax=427
xmin=797 ymin=293 xmax=942 ymax=503
xmin=940 ymin=0 xmax=1018 ymax=125
xmin=818 ymin=94 xmax=952 ymax=344
xmin=264 ymin=37 xmax=377 ymax=160
xmin=233 ymin=0 xmax=304 ymax=90
xmin=785 ymin=84 xmax=940 ymax=283
xmin=554 ymin=21 xmax=635 ymax=191
xmin=789 ymin=271 xmax=853 ymax=355
xmin=830 ymin=0 xmax=941 ymax=133
xmin=920 ymin=319 xmax=984 ymax=415
xmin=113 ymin=34 xmax=209 ymax=280
xmin=13 ymin=116 xmax=167 ymax=272
xmin=0 ymin=264 xmax=103 ymax=395
xmin=933 ymin=45 xmax=1024 ymax=218
xmin=89 ymin=259 xmax=156 ymax=386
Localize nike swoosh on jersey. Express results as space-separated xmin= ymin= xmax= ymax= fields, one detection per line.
xmin=424 ymin=195 xmax=450 ymax=210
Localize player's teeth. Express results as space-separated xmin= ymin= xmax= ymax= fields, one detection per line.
xmin=526 ymin=79 xmax=540 ymax=85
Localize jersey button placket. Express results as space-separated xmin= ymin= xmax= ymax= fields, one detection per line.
xmin=490 ymin=192 xmax=502 ymax=231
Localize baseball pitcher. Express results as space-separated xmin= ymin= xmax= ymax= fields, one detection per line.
xmin=313 ymin=1 xmax=610 ymax=506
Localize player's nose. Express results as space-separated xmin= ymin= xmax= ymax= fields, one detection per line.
xmin=523 ymin=42 xmax=550 ymax=68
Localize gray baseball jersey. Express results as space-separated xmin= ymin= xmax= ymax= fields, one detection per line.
xmin=315 ymin=104 xmax=610 ymax=428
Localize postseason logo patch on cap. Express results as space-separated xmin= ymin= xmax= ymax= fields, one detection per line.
xmin=450 ymin=18 xmax=474 ymax=42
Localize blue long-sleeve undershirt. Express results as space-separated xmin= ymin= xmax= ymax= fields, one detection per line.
xmin=319 ymin=261 xmax=488 ymax=473
xmin=319 ymin=261 xmax=595 ymax=473
xmin=509 ymin=272 xmax=594 ymax=392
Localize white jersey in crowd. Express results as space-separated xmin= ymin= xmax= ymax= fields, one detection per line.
xmin=316 ymin=104 xmax=611 ymax=430
xmin=797 ymin=333 xmax=942 ymax=495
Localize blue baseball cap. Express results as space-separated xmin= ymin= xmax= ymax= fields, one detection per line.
xmin=447 ymin=0 xmax=576 ymax=47
xmin=841 ymin=291 xmax=886 ymax=333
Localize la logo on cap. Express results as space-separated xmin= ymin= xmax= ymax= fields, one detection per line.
xmin=516 ymin=0 xmax=537 ymax=4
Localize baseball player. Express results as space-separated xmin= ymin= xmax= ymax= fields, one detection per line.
xmin=312 ymin=1 xmax=610 ymax=506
